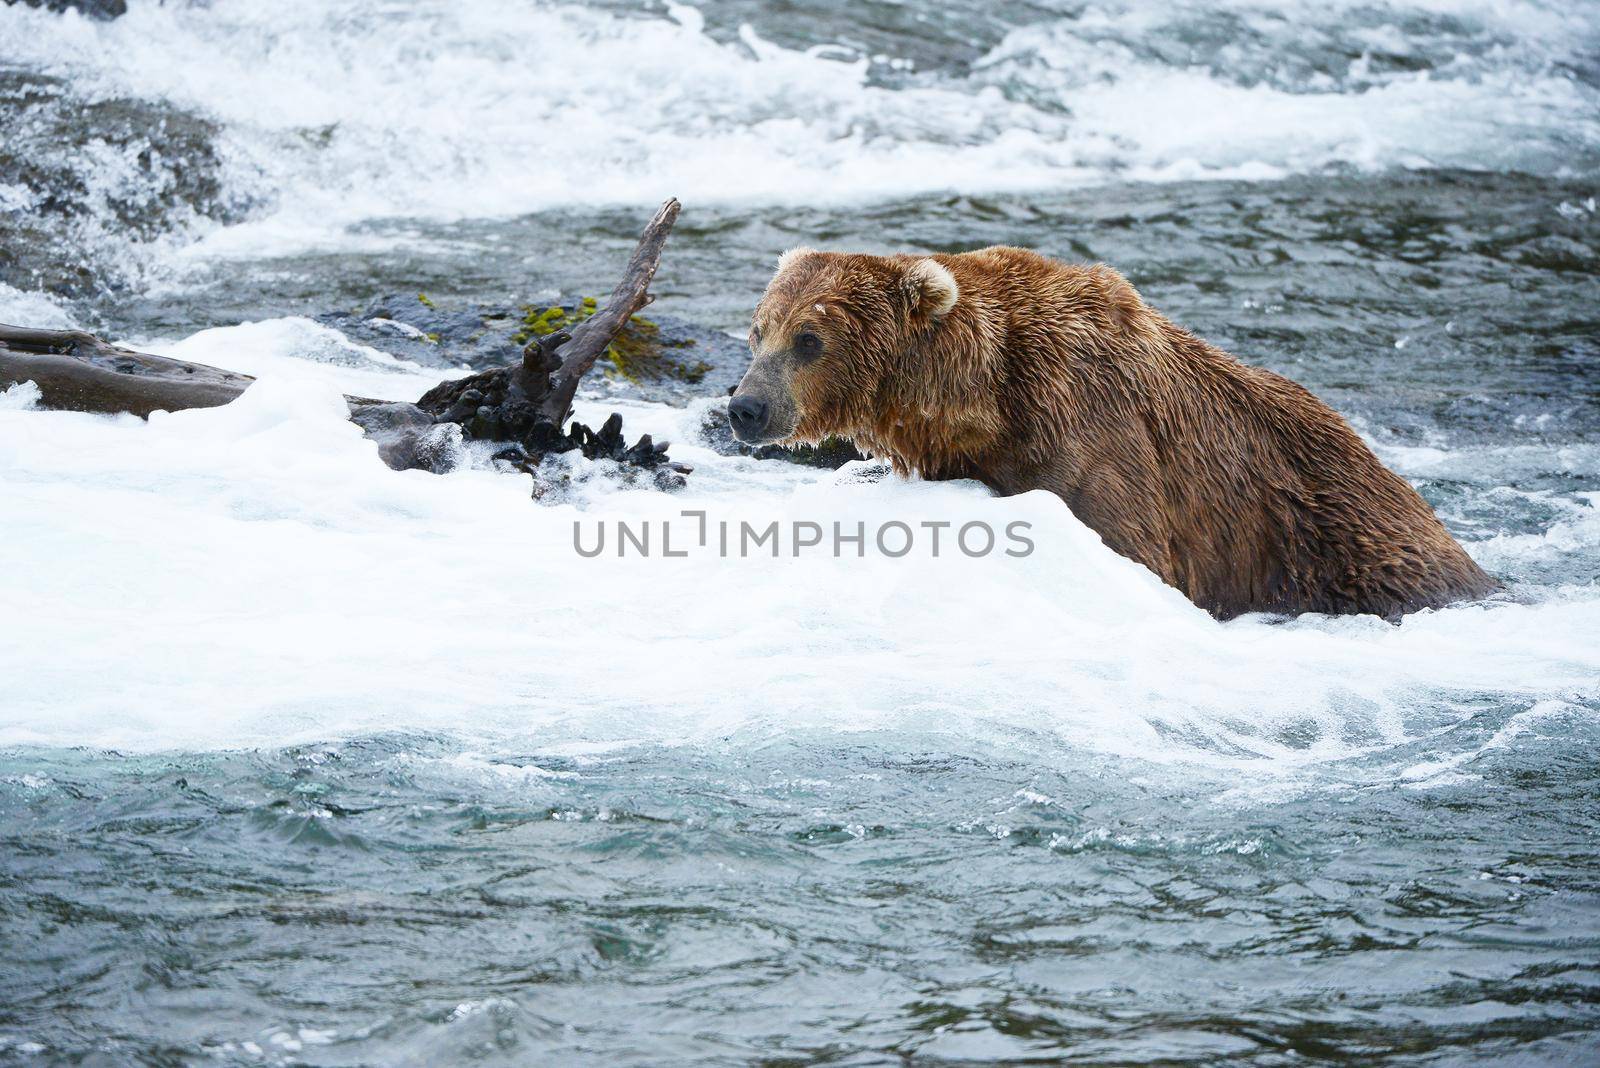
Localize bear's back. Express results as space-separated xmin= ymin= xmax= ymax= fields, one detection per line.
xmin=925 ymin=247 xmax=1497 ymax=618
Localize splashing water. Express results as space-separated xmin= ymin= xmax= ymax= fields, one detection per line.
xmin=1 ymin=0 xmax=1597 ymax=285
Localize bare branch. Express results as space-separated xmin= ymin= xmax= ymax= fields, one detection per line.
xmin=538 ymin=197 xmax=681 ymax=424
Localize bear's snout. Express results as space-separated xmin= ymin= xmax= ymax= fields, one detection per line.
xmin=727 ymin=394 xmax=771 ymax=442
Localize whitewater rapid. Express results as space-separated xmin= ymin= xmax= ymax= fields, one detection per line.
xmin=2 ymin=320 xmax=1595 ymax=770
xmin=1 ymin=0 xmax=1597 ymax=280
xmin=0 ymin=0 xmax=1595 ymax=775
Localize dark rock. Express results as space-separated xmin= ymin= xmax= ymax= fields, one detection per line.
xmin=697 ymin=401 xmax=867 ymax=469
xmin=0 ymin=69 xmax=240 ymax=294
xmin=317 ymin=293 xmax=517 ymax=371
xmin=605 ymin=310 xmax=747 ymax=404
xmin=346 ymin=400 xmax=462 ymax=474
xmin=317 ymin=293 xmax=748 ymax=401
xmin=5 ymin=0 xmax=126 ymax=20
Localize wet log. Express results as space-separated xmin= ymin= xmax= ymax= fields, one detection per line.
xmin=0 ymin=199 xmax=686 ymax=482
xmin=0 ymin=326 xmax=451 ymax=470
xmin=0 ymin=325 xmax=252 ymax=416
xmin=0 ymin=324 xmax=450 ymax=471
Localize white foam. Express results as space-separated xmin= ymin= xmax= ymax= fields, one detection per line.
xmin=1472 ymin=491 xmax=1600 ymax=574
xmin=0 ymin=381 xmax=42 ymax=411
xmin=1 ymin=320 xmax=1595 ymax=769
xmin=141 ymin=317 xmax=461 ymax=402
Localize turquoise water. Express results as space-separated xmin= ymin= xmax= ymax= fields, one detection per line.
xmin=5 ymin=715 xmax=1599 ymax=1063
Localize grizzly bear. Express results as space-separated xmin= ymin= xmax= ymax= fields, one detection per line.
xmin=728 ymin=246 xmax=1498 ymax=619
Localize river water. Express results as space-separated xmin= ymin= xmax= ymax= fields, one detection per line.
xmin=2 ymin=1 xmax=1598 ymax=1063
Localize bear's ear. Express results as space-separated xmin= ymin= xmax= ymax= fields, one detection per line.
xmin=776 ymin=246 xmax=820 ymax=274
xmin=903 ymin=258 xmax=959 ymax=317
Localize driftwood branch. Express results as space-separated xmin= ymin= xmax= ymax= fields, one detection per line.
xmin=0 ymin=199 xmax=686 ymax=484
xmin=540 ymin=196 xmax=680 ymax=426
xmin=409 ymin=198 xmax=687 ymax=484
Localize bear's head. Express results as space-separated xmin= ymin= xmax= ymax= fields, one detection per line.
xmin=728 ymin=248 xmax=962 ymax=454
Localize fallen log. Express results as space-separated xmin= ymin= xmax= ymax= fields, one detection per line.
xmin=0 ymin=198 xmax=688 ymax=485
xmin=0 ymin=326 xmax=459 ymax=471
xmin=0 ymin=324 xmax=253 ymax=416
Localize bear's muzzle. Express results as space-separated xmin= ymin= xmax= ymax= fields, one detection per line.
xmin=727 ymin=394 xmax=770 ymax=442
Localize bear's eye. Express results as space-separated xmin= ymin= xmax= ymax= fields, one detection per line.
xmin=749 ymin=324 xmax=762 ymax=350
xmin=793 ymin=331 xmax=823 ymax=361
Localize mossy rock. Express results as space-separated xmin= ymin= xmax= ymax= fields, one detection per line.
xmin=512 ymin=297 xmax=713 ymax=385
xmin=317 ymin=292 xmax=748 ymax=404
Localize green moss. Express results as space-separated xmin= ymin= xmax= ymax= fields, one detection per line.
xmin=676 ymin=360 xmax=713 ymax=384
xmin=416 ymin=292 xmax=435 ymax=309
xmin=424 ymin=332 xmax=441 ymax=344
xmin=602 ymin=314 xmax=709 ymax=384
xmin=508 ymin=298 xmax=705 ymax=384
xmin=511 ymin=302 xmax=576 ymax=345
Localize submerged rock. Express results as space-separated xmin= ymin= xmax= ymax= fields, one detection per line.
xmin=316 ymin=293 xmax=517 ymax=371
xmin=5 ymin=0 xmax=126 ymax=19
xmin=317 ymin=292 xmax=746 ymax=401
xmin=0 ymin=69 xmax=241 ymax=294
xmin=697 ymin=402 xmax=867 ymax=469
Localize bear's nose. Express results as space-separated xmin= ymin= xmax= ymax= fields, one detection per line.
xmin=728 ymin=395 xmax=770 ymax=439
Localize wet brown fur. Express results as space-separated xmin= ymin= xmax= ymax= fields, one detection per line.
xmin=742 ymin=246 xmax=1498 ymax=619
